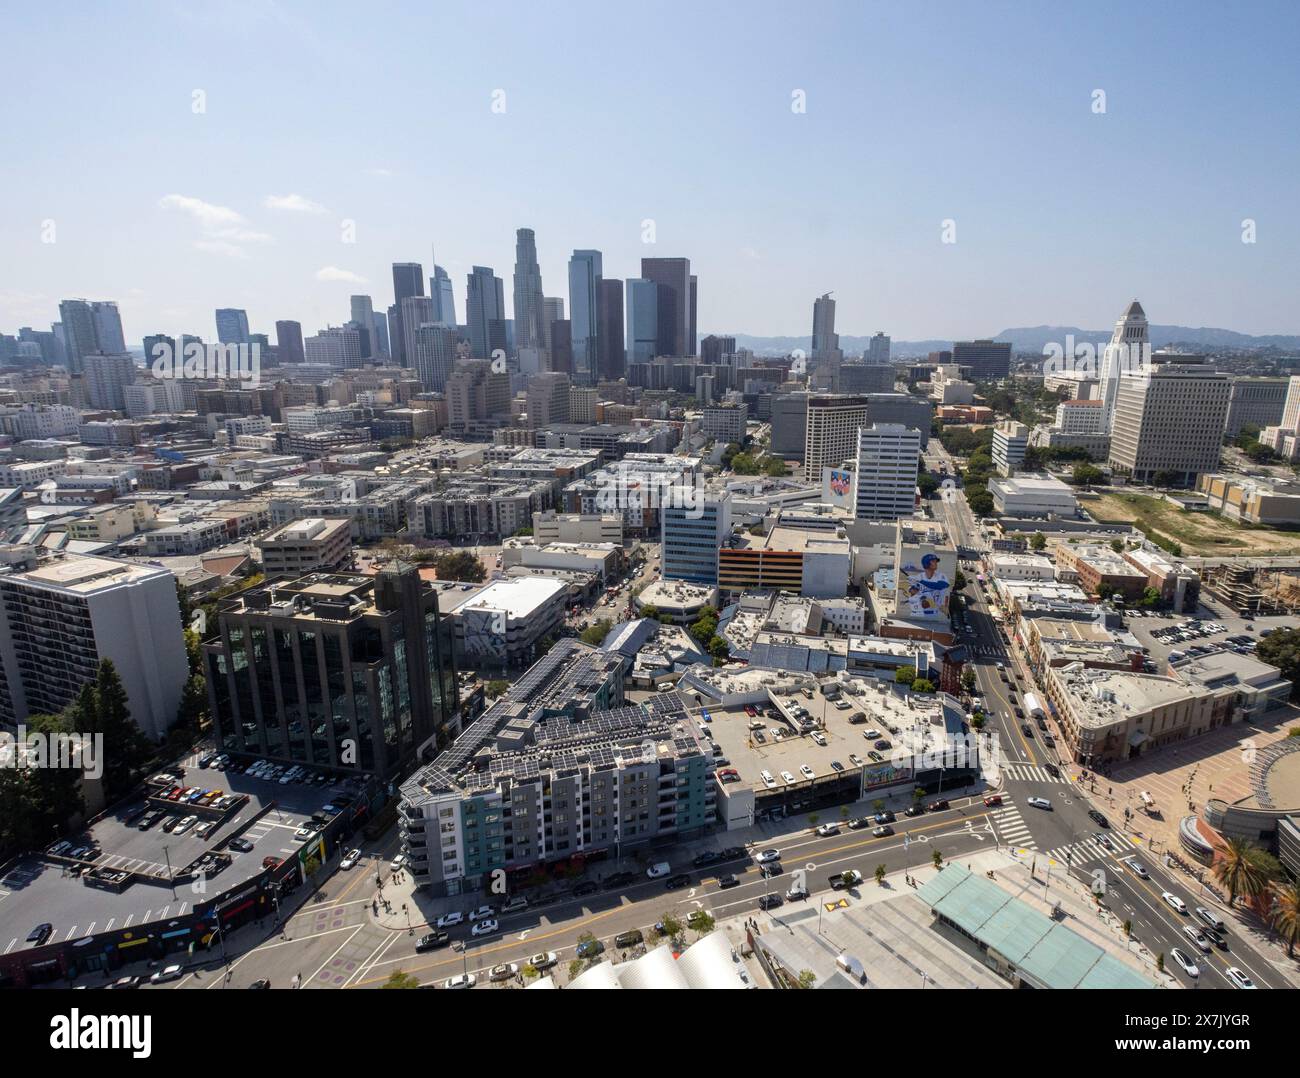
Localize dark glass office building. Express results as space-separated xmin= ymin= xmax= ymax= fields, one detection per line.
xmin=203 ymin=565 xmax=459 ymax=782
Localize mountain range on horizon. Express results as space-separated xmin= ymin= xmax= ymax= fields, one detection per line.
xmin=715 ymin=325 xmax=1300 ymax=359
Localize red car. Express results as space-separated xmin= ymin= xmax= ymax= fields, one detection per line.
xmin=983 ymin=795 xmax=1003 ymax=807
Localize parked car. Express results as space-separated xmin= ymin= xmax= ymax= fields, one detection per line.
xmin=757 ymin=894 xmax=783 ymax=911
xmin=470 ymin=918 xmax=500 ymax=937
xmin=575 ymin=938 xmax=605 ymax=958
xmin=786 ymin=883 xmax=809 ymax=901
xmin=614 ymin=929 xmax=644 ymax=949
xmin=416 ymin=931 xmax=451 ymax=952
xmin=717 ymin=874 xmax=740 ymax=889
xmin=527 ymin=951 xmax=558 ymax=970
xmin=443 ymin=974 xmax=476 ymax=990
xmin=927 ymin=799 xmax=949 ymax=812
xmin=815 ymin=823 xmax=839 ymax=837
xmin=435 ymin=911 xmax=465 ymax=929
xmin=340 ymin=848 xmax=362 ymax=870
xmin=26 ymin=923 xmax=53 ymax=946
xmin=150 ymin=964 xmax=184 ymax=984
xmin=489 ymin=962 xmax=519 ymax=982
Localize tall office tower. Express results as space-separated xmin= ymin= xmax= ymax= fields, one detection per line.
xmin=854 ymin=424 xmax=922 ymax=521
xmin=1098 ymin=299 xmax=1151 ymax=433
xmin=625 ymin=278 xmax=659 ymax=364
xmin=1108 ymin=356 xmax=1232 ymax=487
xmin=770 ymin=391 xmax=809 ymax=460
xmin=202 ymin=565 xmax=459 ymax=778
xmin=992 ymin=421 xmax=1029 ymax=476
xmin=526 ymin=372 xmax=571 ymax=429
xmin=57 ymin=299 xmax=100 ymax=374
xmin=543 ymin=297 xmax=565 ymax=327
xmin=811 ymin=292 xmax=838 ymax=360
xmin=215 ymin=308 xmax=251 ymax=344
xmin=90 ymin=301 xmax=125 ymax=354
xmin=952 ymin=339 xmax=1011 ymax=381
xmin=142 ymin=333 xmax=175 ymax=367
xmin=431 ymin=265 xmax=457 ymax=327
xmin=275 ymin=319 xmax=305 ymax=364
xmin=512 ymin=228 xmax=547 ymax=357
xmin=568 ymin=249 xmax=602 ymax=382
xmin=83 ymin=352 xmax=138 ymax=411
xmin=303 ymin=324 xmax=365 ymax=367
xmin=640 ymin=257 xmax=692 ymax=356
xmin=598 ymin=278 xmax=625 ymax=381
xmin=662 ymin=490 xmax=732 ymax=585
xmin=371 ymin=311 xmax=390 ymax=358
xmin=1223 ymin=376 xmax=1291 ymax=437
xmin=865 ymin=391 xmax=931 ymax=447
xmin=804 ymin=394 xmax=870 ymax=478
xmin=0 ymin=555 xmax=188 ymax=739
xmin=866 ymin=331 xmax=891 ymax=364
xmin=350 ymin=295 xmax=376 ymax=336
xmin=412 ymin=323 xmax=459 ymax=392
xmin=390 ymin=262 xmax=425 ymax=364
xmin=549 ymin=319 xmax=573 ymax=374
xmin=839 ymin=363 xmax=897 ymax=394
xmin=399 ymin=295 xmax=434 ymax=370
xmin=700 ymin=335 xmax=736 ymax=364
xmin=689 ymin=275 xmax=698 ymax=356
xmin=466 ymin=266 xmax=507 ymax=359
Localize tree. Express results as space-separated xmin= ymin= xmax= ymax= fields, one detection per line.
xmin=1155 ymin=953 xmax=1164 ymax=973
xmin=638 ymin=604 xmax=659 ymax=620
xmin=382 ymin=970 xmax=422 ymax=989
xmin=1212 ymin=837 xmax=1275 ymax=907
xmin=894 ymin=665 xmax=917 ymax=687
xmin=1110 ymin=538 xmax=1125 ymax=553
xmin=796 ymin=969 xmax=817 ymax=989
xmin=430 ymin=550 xmax=486 ymax=583
xmin=1138 ymin=586 xmax=1161 ymax=609
xmin=953 ymin=570 xmax=967 ymax=591
xmin=580 ymin=619 xmax=613 ymax=646
xmin=1029 ymin=532 xmax=1046 ymax=552
xmin=932 ymin=849 xmax=943 ymax=869
xmin=961 ymin=668 xmax=977 ymax=693
xmin=874 ymin=864 xmax=887 ymax=885
xmin=917 ymin=473 xmax=940 ymax=497
xmin=658 ymin=913 xmax=683 ymax=941
xmin=1071 ymin=463 xmax=1104 ymax=488
xmin=1256 ymin=629 xmax=1300 ymax=700
xmin=79 ymin=660 xmax=152 ymax=800
xmin=910 ymin=678 xmax=936 ymax=693
xmin=511 ymin=525 xmax=533 ymax=537
xmin=1269 ymin=880 xmax=1300 ymax=957
xmin=485 ymin=679 xmax=509 ymax=699
xmin=707 ymin=635 xmax=730 ymax=662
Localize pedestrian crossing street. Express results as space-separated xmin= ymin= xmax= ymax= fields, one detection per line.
xmin=988 ymin=799 xmax=1036 ymax=851
xmin=1044 ymin=832 xmax=1138 ymax=866
xmin=1000 ymin=763 xmax=1071 ymax=784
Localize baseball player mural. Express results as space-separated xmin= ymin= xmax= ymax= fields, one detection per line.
xmin=899 ymin=552 xmax=951 ymax=619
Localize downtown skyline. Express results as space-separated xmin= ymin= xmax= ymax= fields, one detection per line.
xmin=2 ymin=1 xmax=1299 ymax=347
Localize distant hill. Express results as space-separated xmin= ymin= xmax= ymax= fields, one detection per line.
xmin=718 ymin=326 xmax=1300 ymax=358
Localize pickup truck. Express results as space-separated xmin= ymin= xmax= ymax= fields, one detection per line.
xmin=829 ymin=869 xmax=863 ymax=890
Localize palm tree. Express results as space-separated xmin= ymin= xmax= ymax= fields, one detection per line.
xmin=1269 ymin=880 xmax=1300 ymax=958
xmin=1212 ymin=838 xmax=1272 ymax=907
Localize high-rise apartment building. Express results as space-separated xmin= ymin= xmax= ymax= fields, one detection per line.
xmin=83 ymin=351 xmax=138 ymax=411
xmin=412 ymin=323 xmax=458 ymax=392
xmin=640 ymin=257 xmax=692 ymax=356
xmin=663 ymin=490 xmax=732 ymax=584
xmin=215 ymin=308 xmax=250 ymax=345
xmin=854 ymin=424 xmax=921 ymax=520
xmin=1109 ymin=356 xmax=1232 ymax=487
xmin=526 ymin=372 xmax=571 ymax=429
xmin=804 ymin=394 xmax=869 ymax=477
xmin=866 ymin=331 xmax=891 ymax=365
xmin=549 ymin=319 xmax=573 ymax=374
xmin=91 ymin=302 xmax=126 ymax=354
xmin=446 ymin=360 xmax=511 ymax=435
xmin=0 ymin=555 xmax=188 ymax=739
xmin=59 ymin=299 xmax=122 ymax=374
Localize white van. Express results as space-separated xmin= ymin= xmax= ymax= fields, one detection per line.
xmin=835 ymin=953 xmax=866 ymax=983
xmin=646 ymin=862 xmax=671 ymax=879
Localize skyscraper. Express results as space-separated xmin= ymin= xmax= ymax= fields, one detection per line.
xmin=466 ymin=266 xmax=507 ymax=360
xmin=549 ymin=319 xmax=573 ymax=374
xmin=215 ymin=308 xmax=250 ymax=345
xmin=57 ymin=299 xmax=101 ymax=374
xmin=853 ymin=424 xmax=921 ymax=521
xmin=399 ymin=296 xmax=434 ymax=371
xmin=804 ymin=394 xmax=869 ymax=478
xmin=83 ymin=352 xmax=137 ymax=411
xmin=640 ymin=257 xmax=692 ymax=357
xmin=512 ymin=228 xmax=547 ymax=357
xmin=598 ymin=278 xmax=625 ymax=381
xmin=866 ymin=331 xmax=891 ymax=365
xmin=625 ymin=278 xmax=659 ymax=364
xmin=432 ymin=265 xmax=457 ymax=327
xmin=811 ymin=292 xmax=839 ymax=364
xmin=689 ymin=275 xmax=698 ymax=357
xmin=663 ymin=490 xmax=731 ymax=585
xmin=275 ymin=320 xmax=305 ymax=364
xmin=412 ymin=323 xmax=459 ymax=393
xmin=568 ymin=249 xmax=602 ymax=382
xmin=952 ymin=339 xmax=1011 ymax=381
xmin=371 ymin=311 xmax=390 ymax=358
xmin=390 ymin=262 xmax=425 ymax=364
xmin=1098 ymin=299 xmax=1150 ymax=433
xmin=90 ymin=301 xmax=125 ymax=354
xmin=350 ymin=295 xmax=375 ymax=334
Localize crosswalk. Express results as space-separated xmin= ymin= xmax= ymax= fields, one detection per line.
xmin=1000 ymin=763 xmax=1070 ymax=784
xmin=1044 ymin=832 xmax=1138 ymax=865
xmin=988 ymin=799 xmax=1036 ymax=850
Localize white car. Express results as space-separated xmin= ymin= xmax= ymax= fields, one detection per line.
xmin=150 ymin=964 xmax=184 ymax=984
xmin=754 ymin=848 xmax=781 ymax=864
xmin=489 ymin=962 xmax=520 ymax=982
xmin=173 ymin=815 xmax=198 ymax=835
xmin=780 ymin=770 xmax=796 ymax=785
xmin=1162 ymin=891 xmax=1189 ymax=914
xmin=443 ymin=973 xmax=476 ymax=990
xmin=390 ymin=854 xmax=408 ymax=871
xmin=1226 ymin=966 xmax=1257 ymax=989
xmin=811 ymin=731 xmax=827 ymax=746
xmin=470 ymin=918 xmax=499 ymax=937
xmin=1122 ymin=857 xmax=1150 ymax=879
xmin=467 ymin=904 xmax=495 ymax=921
xmin=760 ymin=770 xmax=777 ymax=788
xmin=340 ymin=848 xmax=362 ymax=870
xmin=1182 ymin=925 xmax=1212 ymax=953
xmin=1169 ymin=947 xmax=1200 ymax=979
xmin=1195 ymin=906 xmax=1226 ymax=933
xmin=435 ymin=911 xmax=464 ymax=929
xmin=799 ymin=765 xmax=816 ymax=780
xmin=527 ymin=951 xmax=558 ymax=971
xmin=1026 ymin=796 xmax=1052 ymax=810
xmin=815 ymin=823 xmax=839 ymax=837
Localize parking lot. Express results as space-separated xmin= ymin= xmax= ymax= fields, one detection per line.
xmin=1122 ymin=610 xmax=1294 ymax=671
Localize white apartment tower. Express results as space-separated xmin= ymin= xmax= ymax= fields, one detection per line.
xmin=854 ymin=423 xmax=921 ymax=520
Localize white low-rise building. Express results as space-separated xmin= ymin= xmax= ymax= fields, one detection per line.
xmin=987 ymin=473 xmax=1079 ymax=518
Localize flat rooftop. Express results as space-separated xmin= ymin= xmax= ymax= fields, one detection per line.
xmin=9 ymin=554 xmax=167 ymax=593
xmin=444 ymin=574 xmax=567 ymax=618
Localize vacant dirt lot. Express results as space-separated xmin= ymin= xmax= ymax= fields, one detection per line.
xmin=1088 ymin=491 xmax=1300 ymax=556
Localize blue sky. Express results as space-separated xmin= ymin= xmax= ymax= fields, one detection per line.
xmin=2 ymin=0 xmax=1298 ymax=347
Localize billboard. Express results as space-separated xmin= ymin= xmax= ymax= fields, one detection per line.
xmin=898 ymin=553 xmax=951 ymax=619
xmin=821 ymin=466 xmax=854 ymax=511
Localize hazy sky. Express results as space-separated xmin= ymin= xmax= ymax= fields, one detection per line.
xmin=3 ymin=0 xmax=1298 ymax=348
